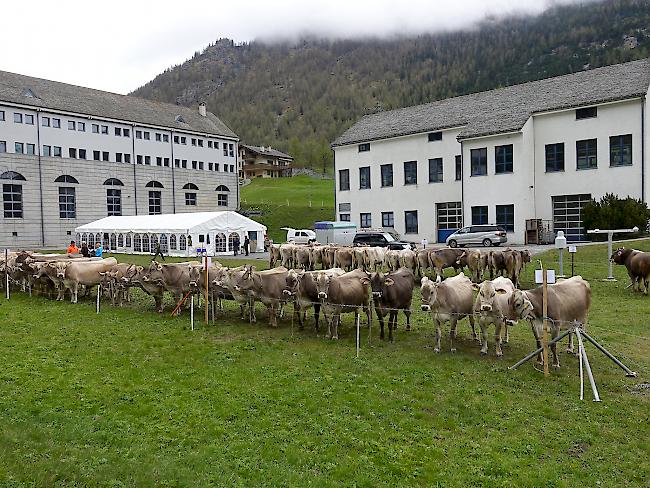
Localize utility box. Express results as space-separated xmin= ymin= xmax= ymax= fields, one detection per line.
xmin=314 ymin=221 xmax=357 ymax=246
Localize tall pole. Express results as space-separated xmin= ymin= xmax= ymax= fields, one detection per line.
xmin=607 ymin=231 xmax=614 ymax=280
xmin=5 ymin=248 xmax=9 ymax=300
xmin=204 ymin=255 xmax=209 ymax=324
xmin=542 ymin=268 xmax=549 ymax=377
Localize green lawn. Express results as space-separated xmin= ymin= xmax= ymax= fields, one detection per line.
xmin=240 ymin=175 xmax=334 ymax=243
xmin=0 ymin=242 xmax=649 ymax=486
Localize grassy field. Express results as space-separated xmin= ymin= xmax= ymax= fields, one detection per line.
xmin=0 ymin=241 xmax=649 ymax=486
xmin=240 ymin=175 xmax=334 ymax=243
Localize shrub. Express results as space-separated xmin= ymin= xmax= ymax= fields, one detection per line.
xmin=582 ymin=193 xmax=650 ymax=240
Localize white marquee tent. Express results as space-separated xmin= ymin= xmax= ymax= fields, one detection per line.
xmin=75 ymin=211 xmax=267 ymax=256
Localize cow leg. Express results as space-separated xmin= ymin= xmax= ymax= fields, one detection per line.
xmin=503 ymin=324 xmax=510 ymax=344
xmin=494 ymin=321 xmax=503 ymax=357
xmin=566 ymin=331 xmax=575 ymax=354
xmin=377 ymin=311 xmax=385 ymax=340
xmin=479 ymin=318 xmax=489 ymax=355
xmin=389 ymin=311 xmax=397 ymax=342
xmin=314 ymin=303 xmax=321 ymax=332
xmin=432 ymin=318 xmax=442 ymax=353
xmin=269 ymin=304 xmax=277 ymax=328
xmin=405 ymin=309 xmax=411 ymax=331
xmin=71 ymin=283 xmax=78 ymax=304
xmin=332 ymin=314 xmax=340 ymax=340
xmin=468 ymin=314 xmax=478 ymax=342
xmin=294 ymin=304 xmax=303 ymax=330
xmin=551 ymin=327 xmax=561 ymax=369
xmin=531 ymin=320 xmax=544 ymax=365
xmin=450 ymin=318 xmax=459 ymax=353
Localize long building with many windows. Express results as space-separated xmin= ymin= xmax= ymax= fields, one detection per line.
xmin=0 ymin=70 xmax=240 ymax=249
xmin=332 ymin=58 xmax=650 ymax=244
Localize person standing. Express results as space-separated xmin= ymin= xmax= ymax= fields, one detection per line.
xmin=153 ymin=241 xmax=166 ymax=261
xmin=243 ymin=235 xmax=250 ymax=256
xmin=233 ymin=234 xmax=240 ymax=256
xmin=80 ymin=242 xmax=91 ymax=258
xmin=421 ymin=237 xmax=428 ymax=249
xmin=94 ymin=242 xmax=103 ymax=257
xmin=66 ymin=240 xmax=79 ymax=254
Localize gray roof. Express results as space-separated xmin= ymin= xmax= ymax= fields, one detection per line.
xmin=333 ymin=58 xmax=650 ymax=146
xmin=0 ymin=70 xmax=238 ymax=139
xmin=241 ymin=144 xmax=293 ymax=160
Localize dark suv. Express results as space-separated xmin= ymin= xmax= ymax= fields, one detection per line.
xmin=353 ymin=230 xmax=415 ymax=250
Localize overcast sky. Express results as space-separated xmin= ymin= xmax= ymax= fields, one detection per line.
xmin=1 ymin=0 xmax=580 ymax=94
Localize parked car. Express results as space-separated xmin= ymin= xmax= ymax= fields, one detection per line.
xmin=445 ymin=225 xmax=507 ymax=248
xmin=282 ymin=227 xmax=317 ymax=244
xmin=353 ymin=230 xmax=416 ymax=250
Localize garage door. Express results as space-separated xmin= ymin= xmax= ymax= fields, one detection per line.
xmin=436 ymin=202 xmax=463 ymax=243
xmin=552 ymin=194 xmax=591 ymax=241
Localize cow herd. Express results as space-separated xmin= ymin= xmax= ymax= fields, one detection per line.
xmin=1 ymin=244 xmax=602 ymax=368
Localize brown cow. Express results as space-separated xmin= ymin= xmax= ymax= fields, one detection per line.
xmin=505 ymin=276 xmax=591 ymax=368
xmin=420 ymin=273 xmax=477 ymax=352
xmin=124 ymin=265 xmax=166 ymax=312
xmin=56 ymin=257 xmax=118 ymax=303
xmin=235 ymin=266 xmax=289 ymax=327
xmin=314 ymin=268 xmax=371 ymax=340
xmin=611 ymin=247 xmax=650 ymax=293
xmin=464 ymin=250 xmax=489 ymax=283
xmin=488 ymin=249 xmax=509 ymax=279
xmin=334 ymin=248 xmax=354 ymax=271
xmin=284 ymin=268 xmax=345 ymax=331
xmin=363 ymin=268 xmax=414 ymax=342
xmin=429 ymin=248 xmax=464 ymax=280
xmin=472 ymin=276 xmax=517 ymax=356
xmin=504 ymin=249 xmax=531 ymax=288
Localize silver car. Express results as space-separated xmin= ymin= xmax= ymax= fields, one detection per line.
xmin=446 ymin=225 xmax=508 ymax=248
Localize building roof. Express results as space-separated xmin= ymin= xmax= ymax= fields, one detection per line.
xmin=333 ymin=57 xmax=650 ymax=146
xmin=0 ymin=70 xmax=238 ymax=139
xmin=241 ymin=144 xmax=293 ymax=160
xmin=75 ymin=211 xmax=265 ymax=234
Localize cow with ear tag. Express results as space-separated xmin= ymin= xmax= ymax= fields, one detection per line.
xmin=472 ymin=276 xmax=516 ymax=357
xmin=362 ymin=268 xmax=414 ymax=342
xmin=420 ymin=272 xmax=476 ymax=353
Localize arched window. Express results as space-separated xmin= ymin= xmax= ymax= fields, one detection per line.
xmin=88 ymin=233 xmax=95 ymax=247
xmin=103 ymin=178 xmax=124 ymax=186
xmin=160 ymin=234 xmax=168 ymax=253
xmin=169 ymin=234 xmax=177 ymax=250
xmin=117 ymin=233 xmax=124 ymax=248
xmin=95 ymin=233 xmax=102 ymax=248
xmin=182 ymin=183 xmax=199 ymax=190
xmin=102 ymin=233 xmax=109 ymax=248
xmin=215 ymin=232 xmax=226 ymax=253
xmin=142 ymin=234 xmax=151 ymax=253
xmin=0 ymin=171 xmax=26 ymax=181
xmin=150 ymin=234 xmax=159 ymax=252
xmin=228 ymin=233 xmax=238 ymax=252
xmin=109 ymin=233 xmax=117 ymax=250
xmin=133 ymin=233 xmax=142 ymax=252
xmin=54 ymin=175 xmax=79 ymax=184
xmin=75 ymin=233 xmax=81 ymax=243
xmin=81 ymin=233 xmax=87 ymax=245
xmin=125 ymin=233 xmax=132 ymax=248
xmin=215 ymin=185 xmax=230 ymax=192
xmin=145 ymin=181 xmax=164 ymax=188
xmin=179 ymin=234 xmax=187 ymax=251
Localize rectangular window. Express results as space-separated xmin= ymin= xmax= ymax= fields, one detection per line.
xmin=144 ymin=155 xmax=150 ymax=165
xmin=42 ymin=117 xmax=50 ymax=127
xmin=380 ymin=164 xmax=393 ymax=187
xmin=404 ymin=161 xmax=417 ymax=185
xmin=136 ymin=130 xmax=142 ymax=139
xmin=191 ymin=138 xmax=197 ymax=146
xmin=101 ymin=125 xmax=108 ymax=135
xmin=359 ymin=166 xmax=371 ymax=189
xmin=213 ymin=141 xmax=219 ymax=149
xmin=25 ymin=114 xmax=34 ymax=125
xmin=52 ymin=118 xmax=61 ymax=128
xmin=404 ymin=210 xmax=418 ymax=234
xmin=185 ymin=192 xmax=197 ymax=206
xmin=199 ymin=161 xmax=204 ymax=170
xmin=174 ymin=159 xmax=180 ymax=168
xmin=79 ymin=149 xmax=86 ymax=159
xmin=182 ymin=160 xmax=187 ymax=168
xmin=123 ymin=128 xmax=130 ymax=137
xmin=191 ymin=160 xmax=197 ymax=170
xmin=174 ymin=135 xmax=179 ymax=144
xmin=115 ymin=127 xmax=122 ymax=136
xmin=495 ymin=144 xmax=513 ymax=174
xmin=208 ymin=141 xmax=213 ymax=148
xmin=78 ymin=122 xmax=85 ymax=132
xmin=455 ymin=155 xmax=462 ymax=181
xmin=471 ymin=206 xmax=488 ymax=225
xmin=155 ymin=133 xmax=162 ymax=142
xmin=428 ymin=132 xmax=442 ymax=142
xmin=26 ymin=144 xmax=35 ymax=155
xmin=148 ymin=191 xmax=161 ymax=215
xmin=0 ymin=141 xmax=5 ymax=153
xmin=214 ymin=163 xmax=219 ymax=171
xmin=208 ymin=162 xmax=213 ymax=171
xmin=229 ymin=143 xmax=234 ymax=157
xmin=107 ymin=189 xmax=121 ymax=216
xmin=68 ymin=120 xmax=76 ymax=130
xmin=156 ymin=157 xmax=162 ymax=167
xmin=14 ymin=142 xmax=24 ymax=154
xmin=13 ymin=113 xmax=22 ymax=123
xmin=3 ymin=184 xmax=23 ymax=218
xmin=58 ymin=187 xmax=76 ymax=219
xmin=471 ymin=148 xmax=487 ymax=176
xmin=116 ymin=153 xmax=123 ymax=163
xmin=610 ymin=134 xmax=632 ymax=167
xmin=124 ymin=154 xmax=131 ymax=164
xmin=339 ymin=169 xmax=350 ymax=191
xmin=496 ymin=204 xmax=514 ymax=232
xmin=339 ymin=213 xmax=351 ymax=222
xmin=162 ymin=134 xmax=169 ymax=142
xmin=0 ymin=110 xmax=4 ymax=121
xmin=92 ymin=124 xmax=99 ymax=133
xmin=164 ymin=157 xmax=170 ymax=167
xmin=576 ymin=139 xmax=597 ymax=169
xmin=358 ymin=143 xmax=370 ymax=152
xmin=68 ymin=148 xmax=77 ymax=159
xmin=198 ymin=139 xmax=203 ymax=147
xmin=93 ymin=150 xmax=100 ymax=161
xmin=223 ymin=144 xmax=228 ymax=156
xmin=382 ymin=211 xmax=394 ymax=227
xmin=217 ymin=194 xmax=228 ymax=207
xmin=181 ymin=136 xmax=187 ymax=145
xmin=428 ymin=158 xmax=443 ymax=183
xmin=360 ymin=213 xmax=371 ymax=228
xmin=43 ymin=145 xmax=51 ymax=156
xmin=102 ymin=151 xmax=109 ymax=162
xmin=144 ymin=132 xmax=150 ymax=140
xmin=53 ymin=146 xmax=62 ymax=157
xmin=545 ymin=143 xmax=565 ymax=172
xmin=576 ymin=107 xmax=597 ymax=120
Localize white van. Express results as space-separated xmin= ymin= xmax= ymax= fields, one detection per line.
xmin=282 ymin=227 xmax=317 ymax=244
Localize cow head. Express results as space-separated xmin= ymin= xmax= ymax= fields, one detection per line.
xmin=473 ymin=281 xmax=508 ymax=312
xmin=520 ymin=250 xmax=532 ymax=264
xmin=508 ymin=289 xmax=536 ymax=321
xmin=284 ymin=269 xmax=304 ymax=296
xmin=54 ymin=261 xmax=70 ymax=279
xmin=420 ymin=276 xmax=441 ymax=311
xmin=364 ymin=272 xmax=394 ymax=298
xmin=314 ymin=273 xmax=332 ymax=300
xmin=611 ymin=247 xmax=632 ymax=264
xmin=143 ymin=261 xmax=165 ymax=284
xmin=188 ymin=265 xmax=202 ymax=289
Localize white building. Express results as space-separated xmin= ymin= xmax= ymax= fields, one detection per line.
xmin=332 ymin=58 xmax=650 ymax=244
xmin=0 ymin=70 xmax=240 ymax=249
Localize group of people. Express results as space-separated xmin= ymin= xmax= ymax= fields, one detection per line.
xmin=66 ymin=240 xmax=104 ymax=258
xmin=231 ymin=235 xmax=251 ymax=257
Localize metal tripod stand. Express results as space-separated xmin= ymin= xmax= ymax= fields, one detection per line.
xmin=509 ymin=322 xmax=637 ymax=401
